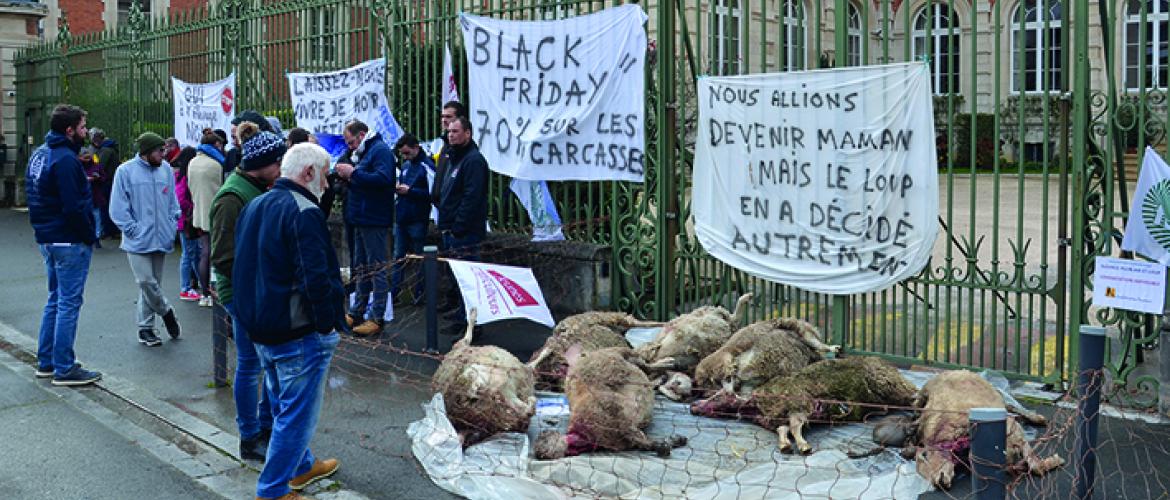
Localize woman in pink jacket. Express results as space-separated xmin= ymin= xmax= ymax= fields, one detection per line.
xmin=172 ymin=147 xmax=202 ymax=301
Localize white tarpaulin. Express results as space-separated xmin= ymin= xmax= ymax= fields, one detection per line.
xmin=510 ymin=179 xmax=565 ymax=241
xmin=459 ymin=5 xmax=648 ymax=182
xmin=693 ymin=63 xmax=940 ymax=295
xmin=448 ymin=260 xmax=555 ymax=327
xmin=172 ymin=74 xmax=236 ymax=148
xmin=443 ymin=43 xmax=461 ymax=106
xmin=1122 ymin=146 xmax=1170 ymax=264
xmin=287 ymin=59 xmax=402 ymax=139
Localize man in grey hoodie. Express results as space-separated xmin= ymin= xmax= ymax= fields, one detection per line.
xmin=109 ymin=132 xmax=183 ymax=347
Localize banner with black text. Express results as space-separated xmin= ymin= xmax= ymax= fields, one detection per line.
xmin=172 ymin=74 xmax=236 ymax=148
xmin=459 ymin=5 xmax=647 ymax=182
xmin=694 ymin=63 xmax=939 ymax=294
xmin=287 ymin=59 xmax=402 ymax=141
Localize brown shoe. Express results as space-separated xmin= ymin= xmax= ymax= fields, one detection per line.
xmin=289 ymin=458 xmax=339 ymax=491
xmin=345 ymin=314 xmax=357 ymax=327
xmin=351 ymin=320 xmax=383 ymax=336
xmin=256 ymin=492 xmax=303 ymax=500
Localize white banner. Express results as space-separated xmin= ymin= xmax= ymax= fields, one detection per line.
xmin=693 ymin=63 xmax=939 ymax=295
xmin=448 ymin=260 xmax=554 ymax=327
xmin=288 ymin=59 xmax=397 ymax=137
xmin=510 ymin=179 xmax=565 ymax=241
xmin=172 ymin=74 xmax=236 ymax=148
xmin=1122 ymin=147 xmax=1170 ymax=265
xmin=460 ymin=5 xmax=648 ymax=182
xmin=442 ymin=43 xmax=461 ymax=106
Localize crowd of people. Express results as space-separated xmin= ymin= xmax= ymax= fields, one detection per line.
xmin=25 ymin=100 xmax=489 ymax=500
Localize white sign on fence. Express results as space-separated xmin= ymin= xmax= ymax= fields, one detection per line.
xmin=459 ymin=4 xmax=648 ymax=182
xmin=172 ymin=74 xmax=236 ymax=148
xmin=1093 ymin=256 xmax=1166 ymax=314
xmin=693 ymin=63 xmax=940 ymax=295
xmin=448 ymin=260 xmax=555 ymax=327
xmin=288 ymin=59 xmax=398 ymax=137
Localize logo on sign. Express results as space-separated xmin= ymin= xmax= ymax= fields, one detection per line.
xmin=221 ymin=87 xmax=234 ymax=114
xmin=487 ymin=270 xmax=539 ymax=306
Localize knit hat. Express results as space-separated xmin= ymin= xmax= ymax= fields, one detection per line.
xmin=241 ymin=129 xmax=287 ymax=171
xmin=136 ymin=132 xmax=166 ymax=156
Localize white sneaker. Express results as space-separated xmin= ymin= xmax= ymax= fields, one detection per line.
xmin=199 ymin=296 xmax=213 ymax=307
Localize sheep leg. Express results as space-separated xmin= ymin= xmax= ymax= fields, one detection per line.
xmin=797 ymin=332 xmax=841 ymax=356
xmin=776 ymin=425 xmax=793 ymax=453
xmin=789 ymin=413 xmax=812 ymax=454
xmin=644 ymin=357 xmax=678 ymax=371
xmin=916 ymin=448 xmax=957 ymax=489
xmin=1016 ymin=437 xmax=1066 ymax=475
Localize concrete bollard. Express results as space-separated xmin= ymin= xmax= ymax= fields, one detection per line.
xmin=1075 ymin=325 xmax=1107 ymax=500
xmin=969 ymin=407 xmax=1008 ymax=500
xmin=424 ymin=246 xmax=439 ymax=354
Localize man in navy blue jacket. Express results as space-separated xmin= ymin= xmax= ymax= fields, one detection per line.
xmin=232 ymin=142 xmax=344 ymax=500
xmin=26 ymin=104 xmax=103 ymax=387
xmin=334 ymin=120 xmax=396 ymax=336
xmin=436 ymin=117 xmax=489 ymax=334
xmin=390 ymin=134 xmax=432 ymax=305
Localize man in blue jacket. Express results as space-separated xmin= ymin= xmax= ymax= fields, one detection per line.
xmin=436 ymin=117 xmax=489 ymax=335
xmin=26 ymin=104 xmax=102 ymax=386
xmin=232 ymin=142 xmax=344 ymax=500
xmin=110 ymin=132 xmax=182 ymax=347
xmin=334 ymin=120 xmax=396 ymax=336
xmin=390 ymin=134 xmax=433 ymax=305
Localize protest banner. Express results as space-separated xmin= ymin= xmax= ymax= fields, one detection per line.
xmin=442 ymin=43 xmax=461 ymax=106
xmin=693 ymin=62 xmax=939 ymax=295
xmin=288 ymin=58 xmax=404 ymax=147
xmin=1122 ymin=146 xmax=1170 ymax=265
xmin=510 ymin=179 xmax=564 ymax=241
xmin=448 ymin=260 xmax=554 ymax=327
xmin=459 ymin=4 xmax=648 ymax=182
xmin=172 ymin=74 xmax=236 ymax=148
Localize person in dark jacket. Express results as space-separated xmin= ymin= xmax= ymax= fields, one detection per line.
xmin=232 ymin=142 xmax=343 ymax=500
xmin=429 ymin=101 xmax=466 ymax=209
xmin=25 ymin=104 xmax=102 ymax=386
xmin=390 ymin=134 xmax=433 ymax=305
xmin=334 ymin=120 xmax=397 ymax=336
xmin=94 ymin=132 xmax=121 ymax=238
xmin=436 ymin=116 xmax=489 ymax=334
xmin=226 ymin=110 xmax=272 ymax=177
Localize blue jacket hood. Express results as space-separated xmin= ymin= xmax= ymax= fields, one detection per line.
xmin=45 ymin=131 xmax=80 ymax=153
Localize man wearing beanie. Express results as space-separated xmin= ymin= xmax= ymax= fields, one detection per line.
xmin=227 ymin=110 xmax=271 ymax=175
xmin=209 ymin=121 xmax=283 ymax=462
xmin=233 ymin=142 xmax=343 ymax=500
xmin=109 ymin=132 xmax=183 ymax=347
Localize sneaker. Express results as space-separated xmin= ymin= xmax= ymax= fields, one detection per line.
xmin=138 ymin=329 xmax=162 ymax=347
xmin=51 ymin=365 xmax=101 ymax=386
xmin=289 ymin=458 xmax=339 ymax=491
xmin=35 ymin=365 xmax=53 ymax=378
xmin=198 ymin=296 xmax=213 ymax=307
xmin=179 ymin=290 xmax=201 ymax=301
xmin=351 ymin=319 xmax=383 ymax=337
xmin=162 ymin=310 xmax=182 ymax=339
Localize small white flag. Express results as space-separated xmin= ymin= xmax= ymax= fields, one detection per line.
xmin=1122 ymin=147 xmax=1170 ymax=265
xmin=448 ymin=260 xmax=554 ymax=327
xmin=510 ymin=179 xmax=564 ymax=241
xmin=442 ymin=43 xmax=460 ymax=106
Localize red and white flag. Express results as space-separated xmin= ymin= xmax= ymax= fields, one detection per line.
xmin=442 ymin=43 xmax=460 ymax=106
xmin=448 ymin=260 xmax=554 ymax=327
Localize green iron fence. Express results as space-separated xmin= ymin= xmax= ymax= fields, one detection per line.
xmin=13 ymin=0 xmax=1169 ymax=404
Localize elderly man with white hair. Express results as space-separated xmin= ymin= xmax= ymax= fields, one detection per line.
xmin=232 ymin=142 xmax=346 ymax=500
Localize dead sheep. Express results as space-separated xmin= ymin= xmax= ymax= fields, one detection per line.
xmin=912 ymin=370 xmax=1064 ymax=489
xmin=691 ymin=357 xmax=917 ymax=454
xmin=634 ymin=293 xmax=754 ymax=378
xmin=691 ymin=317 xmax=839 ymax=401
xmin=533 ymin=346 xmax=687 ymax=460
xmin=528 ymin=312 xmax=662 ymax=391
xmin=431 ymin=309 xmax=536 ymax=447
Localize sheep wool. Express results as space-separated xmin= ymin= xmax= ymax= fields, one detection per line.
xmin=635 ymin=293 xmax=754 ymax=376
xmin=694 ymin=317 xmax=831 ymax=393
xmin=529 ymin=311 xmax=662 ymax=391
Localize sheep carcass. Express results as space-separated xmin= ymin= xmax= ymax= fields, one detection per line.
xmin=692 ymin=357 xmax=917 ymax=454
xmin=691 ymin=317 xmax=839 ymax=401
xmin=533 ymin=346 xmax=686 ymax=459
xmin=431 ymin=309 xmax=536 ymax=446
xmin=913 ymin=370 xmax=1064 ymax=489
xmin=635 ymin=293 xmax=754 ymax=378
xmin=528 ymin=312 xmax=661 ymax=390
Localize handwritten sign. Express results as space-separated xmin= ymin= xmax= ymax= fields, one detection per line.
xmin=693 ymin=63 xmax=939 ymax=294
xmin=1093 ymin=257 xmax=1166 ymax=314
xmin=288 ymin=59 xmax=395 ymax=137
xmin=172 ymin=74 xmax=236 ymax=148
xmin=459 ymin=4 xmax=648 ymax=182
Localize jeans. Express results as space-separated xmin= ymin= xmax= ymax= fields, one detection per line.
xmin=178 ymin=232 xmax=201 ymax=293
xmin=92 ymin=208 xmax=103 ymax=240
xmin=350 ymin=225 xmax=389 ymax=320
xmin=37 ymin=244 xmax=93 ymax=377
xmin=390 ymin=222 xmax=427 ymax=298
xmin=225 ymin=302 xmax=273 ymax=441
xmin=197 ymin=233 xmax=211 ymax=294
xmin=442 ymin=232 xmax=483 ymax=324
xmin=255 ymin=331 xmax=339 ymax=499
xmin=127 ymin=252 xmax=172 ymax=330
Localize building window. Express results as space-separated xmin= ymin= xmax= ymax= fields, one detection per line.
xmin=1011 ymin=0 xmax=1063 ymax=92
xmin=118 ymin=0 xmax=151 ymax=27
xmin=1124 ymin=0 xmax=1170 ymax=90
xmin=846 ymin=2 xmax=864 ymax=66
xmin=306 ymin=8 xmax=339 ymax=67
xmin=710 ymin=0 xmax=742 ymax=74
xmin=912 ymin=4 xmax=960 ymax=94
xmin=780 ymin=0 xmax=806 ymax=71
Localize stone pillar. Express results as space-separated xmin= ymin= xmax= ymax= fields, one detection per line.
xmin=0 ymin=1 xmax=47 ymax=207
